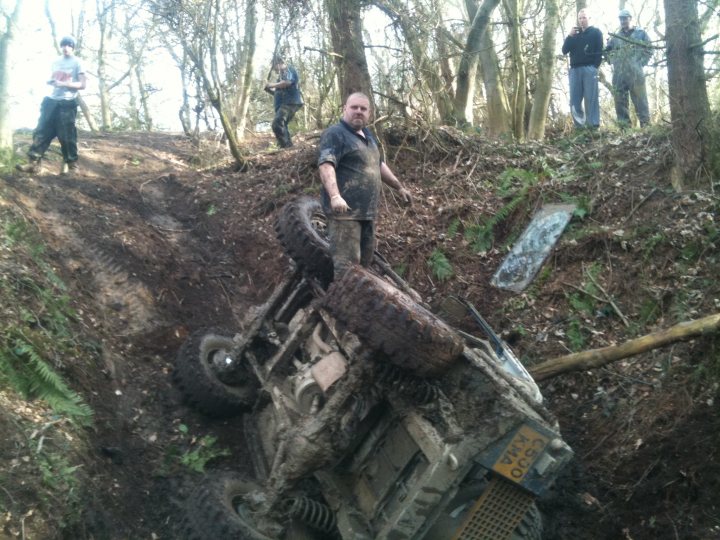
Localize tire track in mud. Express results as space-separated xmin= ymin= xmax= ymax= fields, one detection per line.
xmin=7 ymin=179 xmax=185 ymax=338
xmin=82 ymin=245 xmax=157 ymax=335
xmin=2 ymin=135 xmax=259 ymax=539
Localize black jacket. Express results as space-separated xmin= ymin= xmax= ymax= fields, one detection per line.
xmin=562 ymin=26 xmax=604 ymax=68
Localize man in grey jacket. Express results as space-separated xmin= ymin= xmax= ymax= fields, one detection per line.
xmin=606 ymin=9 xmax=653 ymax=127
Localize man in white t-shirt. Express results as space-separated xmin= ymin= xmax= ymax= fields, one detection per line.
xmin=17 ymin=36 xmax=86 ymax=175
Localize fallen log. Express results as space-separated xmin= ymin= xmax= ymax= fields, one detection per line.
xmin=529 ymin=313 xmax=720 ymax=381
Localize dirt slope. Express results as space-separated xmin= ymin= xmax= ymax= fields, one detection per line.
xmin=1 ymin=128 xmax=718 ymax=540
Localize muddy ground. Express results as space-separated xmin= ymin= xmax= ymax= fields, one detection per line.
xmin=1 ymin=127 xmax=719 ymax=540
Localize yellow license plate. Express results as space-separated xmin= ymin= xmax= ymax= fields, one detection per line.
xmin=492 ymin=425 xmax=550 ymax=483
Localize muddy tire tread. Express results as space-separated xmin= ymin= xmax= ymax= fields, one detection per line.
xmin=275 ymin=197 xmax=333 ymax=285
xmin=323 ymin=266 xmax=463 ymax=377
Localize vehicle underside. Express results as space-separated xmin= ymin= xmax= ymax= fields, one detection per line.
xmin=174 ymin=197 xmax=573 ymax=539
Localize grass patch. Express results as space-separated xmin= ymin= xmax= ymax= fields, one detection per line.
xmin=159 ymin=424 xmax=231 ymax=475
xmin=0 ymin=397 xmax=89 ymax=536
xmin=0 ymin=147 xmax=22 ymax=174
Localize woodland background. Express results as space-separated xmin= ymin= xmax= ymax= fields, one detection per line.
xmin=1 ymin=1 xmax=720 ymax=539
xmin=1 ymin=0 xmax=719 ymax=185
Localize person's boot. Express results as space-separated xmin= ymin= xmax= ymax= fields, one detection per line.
xmin=16 ymin=158 xmax=40 ymax=173
xmin=61 ymin=162 xmax=79 ymax=175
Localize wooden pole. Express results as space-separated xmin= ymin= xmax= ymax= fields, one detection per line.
xmin=529 ymin=313 xmax=720 ymax=381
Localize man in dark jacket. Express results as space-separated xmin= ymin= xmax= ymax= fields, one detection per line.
xmin=264 ymin=56 xmax=303 ymax=148
xmin=317 ymin=93 xmax=412 ymax=274
xmin=561 ymin=9 xmax=604 ymax=129
xmin=606 ymin=9 xmax=652 ymax=127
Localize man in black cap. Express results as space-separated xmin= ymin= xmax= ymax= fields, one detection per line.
xmin=606 ymin=9 xmax=652 ymax=127
xmin=17 ymin=36 xmax=86 ymax=175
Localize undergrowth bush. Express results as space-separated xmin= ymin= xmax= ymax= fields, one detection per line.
xmin=0 ymin=210 xmax=93 ymax=426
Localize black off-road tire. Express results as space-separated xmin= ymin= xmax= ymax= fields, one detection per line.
xmin=322 ymin=265 xmax=464 ymax=377
xmin=182 ymin=473 xmax=275 ymax=540
xmin=275 ymin=197 xmax=333 ymax=286
xmin=174 ymin=328 xmax=258 ymax=418
xmin=182 ymin=473 xmax=328 ymax=540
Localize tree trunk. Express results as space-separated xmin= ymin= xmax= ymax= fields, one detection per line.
xmin=236 ymin=0 xmax=256 ymax=139
xmin=454 ymin=0 xmax=499 ymax=126
xmin=325 ymin=0 xmax=373 ymax=98
xmin=503 ymin=0 xmax=527 ymax=140
xmin=77 ymin=96 xmax=99 ymax=132
xmin=154 ymin=0 xmax=248 ymax=167
xmin=664 ymin=0 xmax=711 ymax=190
xmin=373 ymin=0 xmax=456 ymax=124
xmin=527 ymin=0 xmax=559 ymax=140
xmin=97 ymin=1 xmax=112 ymax=131
xmin=435 ymin=25 xmax=455 ymax=104
xmin=122 ymin=9 xmax=153 ymax=131
xmin=479 ymin=28 xmax=512 ymax=135
xmin=0 ymin=1 xmax=22 ymax=150
xmin=135 ymin=63 xmax=153 ymax=131
xmin=206 ymin=2 xmax=247 ymax=169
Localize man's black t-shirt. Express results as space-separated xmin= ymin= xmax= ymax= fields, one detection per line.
xmin=317 ymin=120 xmax=382 ymax=221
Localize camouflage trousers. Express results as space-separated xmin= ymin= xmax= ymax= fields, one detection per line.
xmin=271 ymin=103 xmax=302 ymax=148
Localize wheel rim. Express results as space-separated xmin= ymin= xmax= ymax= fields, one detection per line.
xmin=310 ymin=209 xmax=327 ymax=239
xmin=200 ymin=337 xmax=248 ymax=387
xmin=232 ymin=494 xmax=260 ymax=527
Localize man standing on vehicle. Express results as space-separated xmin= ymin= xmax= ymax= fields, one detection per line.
xmin=264 ymin=56 xmax=303 ymax=148
xmin=561 ymin=9 xmax=603 ymax=129
xmin=605 ymin=9 xmax=653 ymax=128
xmin=318 ymin=93 xmax=412 ymax=275
xmin=16 ymin=36 xmax=86 ymax=175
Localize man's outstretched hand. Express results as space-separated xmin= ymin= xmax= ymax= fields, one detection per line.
xmin=398 ymin=187 xmax=413 ymax=207
xmin=331 ymin=194 xmax=350 ymax=213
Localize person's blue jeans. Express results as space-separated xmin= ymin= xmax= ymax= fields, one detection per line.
xmin=569 ymin=66 xmax=600 ymax=128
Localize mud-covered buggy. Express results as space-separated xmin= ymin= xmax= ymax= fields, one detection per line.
xmin=174 ymin=197 xmax=573 ymax=539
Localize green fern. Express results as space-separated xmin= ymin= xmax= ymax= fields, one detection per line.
xmin=1 ymin=216 xmax=93 ymax=425
xmin=427 ymin=250 xmax=453 ymax=282
xmin=1 ymin=332 xmax=93 ymax=424
xmin=447 ymin=218 xmax=461 ymax=238
xmin=567 ymin=317 xmax=586 ymax=351
xmin=464 ymin=189 xmax=529 ymax=252
xmin=497 ymin=167 xmax=538 ymax=197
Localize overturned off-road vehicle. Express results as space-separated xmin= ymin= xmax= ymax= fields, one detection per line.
xmin=174 ymin=197 xmax=573 ymax=539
